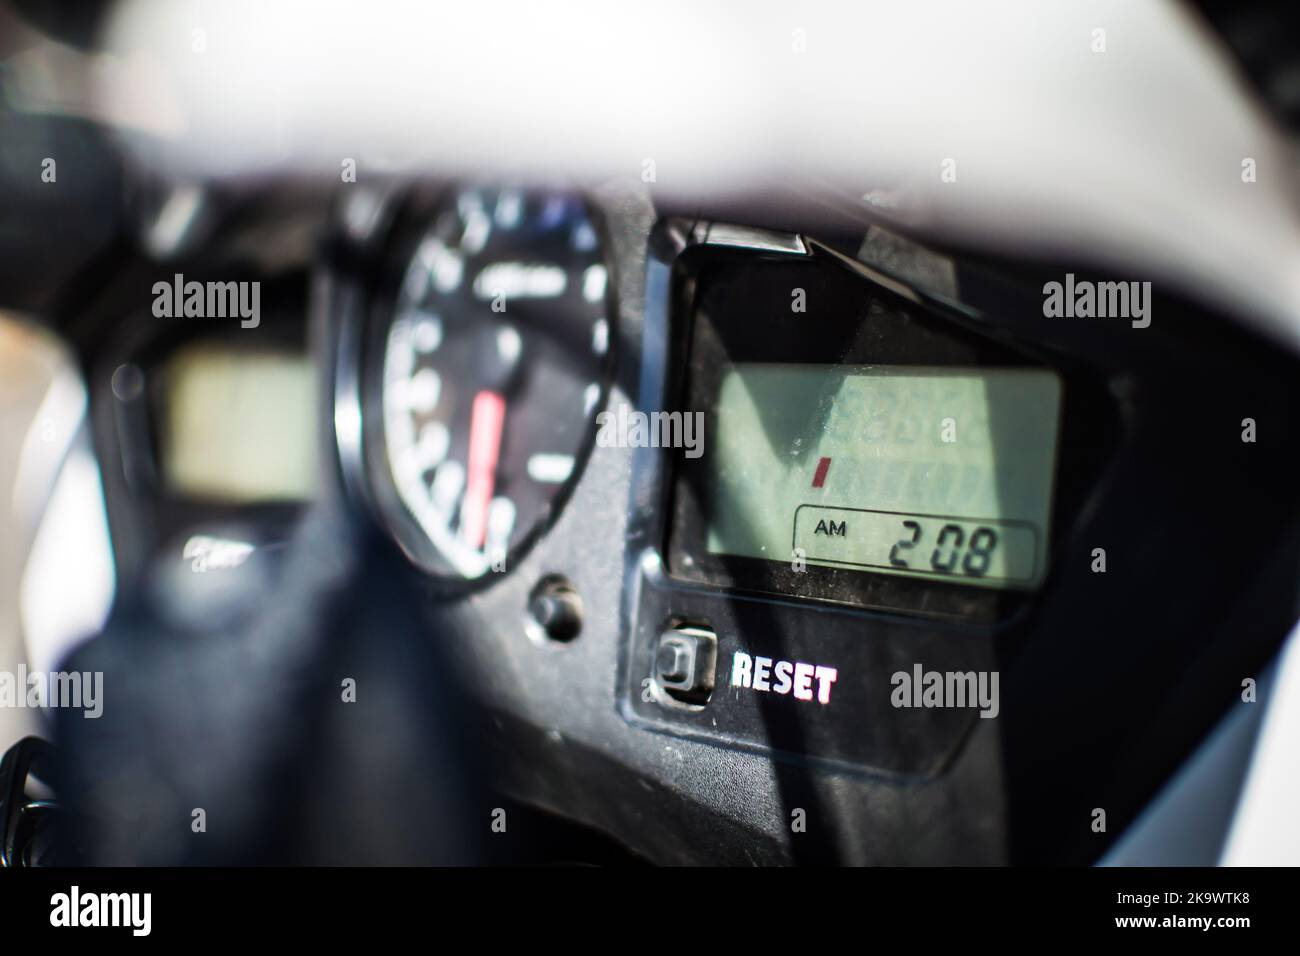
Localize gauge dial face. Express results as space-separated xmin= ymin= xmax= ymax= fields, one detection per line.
xmin=374 ymin=187 xmax=611 ymax=579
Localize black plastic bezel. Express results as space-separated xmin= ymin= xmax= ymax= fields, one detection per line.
xmin=663 ymin=242 xmax=1118 ymax=623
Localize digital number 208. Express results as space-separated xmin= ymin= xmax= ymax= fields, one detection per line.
xmin=888 ymin=521 xmax=999 ymax=577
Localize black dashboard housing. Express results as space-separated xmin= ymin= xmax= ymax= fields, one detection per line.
xmin=60 ymin=189 xmax=1300 ymax=867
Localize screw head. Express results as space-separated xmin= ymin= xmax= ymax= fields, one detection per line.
xmin=526 ymin=576 xmax=583 ymax=642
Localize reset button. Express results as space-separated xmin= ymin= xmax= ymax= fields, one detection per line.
xmin=653 ymin=624 xmax=717 ymax=706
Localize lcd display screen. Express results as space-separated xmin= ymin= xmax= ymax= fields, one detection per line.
xmin=159 ymin=346 xmax=317 ymax=502
xmin=704 ymin=364 xmax=1062 ymax=589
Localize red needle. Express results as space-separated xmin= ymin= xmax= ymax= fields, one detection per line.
xmin=463 ymin=389 xmax=506 ymax=549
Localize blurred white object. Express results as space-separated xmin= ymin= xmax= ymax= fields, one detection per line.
xmin=19 ymin=428 xmax=116 ymax=677
xmin=1099 ymin=622 xmax=1300 ymax=866
xmin=89 ymin=0 xmax=1300 ymax=350
xmin=1222 ymin=621 xmax=1300 ymax=865
xmin=0 ymin=317 xmax=115 ymax=744
xmin=181 ymin=534 xmax=254 ymax=573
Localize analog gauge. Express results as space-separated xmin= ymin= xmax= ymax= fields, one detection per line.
xmin=367 ymin=187 xmax=612 ymax=579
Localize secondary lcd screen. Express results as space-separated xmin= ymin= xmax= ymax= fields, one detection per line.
xmin=705 ymin=364 xmax=1062 ymax=589
xmin=159 ymin=346 xmax=317 ymax=502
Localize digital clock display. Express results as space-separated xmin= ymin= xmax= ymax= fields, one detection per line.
xmin=704 ymin=364 xmax=1062 ymax=590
